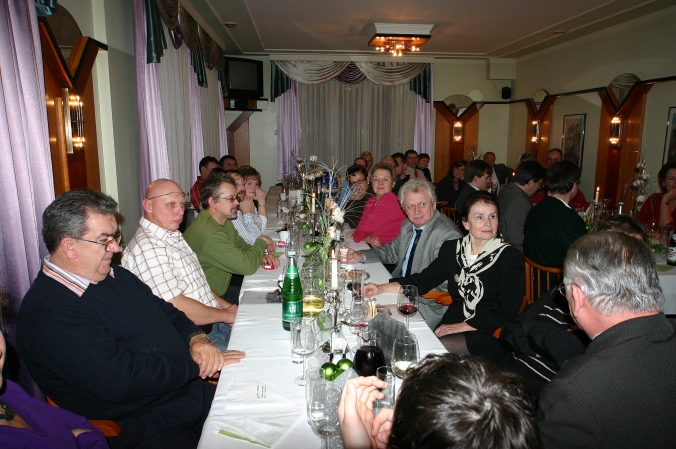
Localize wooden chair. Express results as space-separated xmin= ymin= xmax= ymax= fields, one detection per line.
xmin=440 ymin=206 xmax=458 ymax=223
xmin=524 ymin=257 xmax=563 ymax=307
xmin=47 ymin=396 xmax=121 ymax=437
xmin=422 ymin=290 xmax=452 ymax=306
xmin=436 ymin=201 xmax=448 ymax=209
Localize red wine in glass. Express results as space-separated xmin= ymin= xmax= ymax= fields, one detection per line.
xmin=398 ymin=303 xmax=418 ymax=316
xmin=353 ymin=345 xmax=385 ymax=377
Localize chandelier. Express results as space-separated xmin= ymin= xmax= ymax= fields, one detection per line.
xmin=368 ymin=23 xmax=433 ymax=57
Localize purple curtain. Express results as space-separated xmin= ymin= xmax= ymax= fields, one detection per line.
xmin=414 ymin=66 xmax=434 ymax=168
xmin=0 ymin=0 xmax=55 ymax=394
xmin=188 ymin=67 xmax=205 ymax=178
xmin=133 ymin=0 xmax=170 ymax=205
xmin=277 ymin=80 xmax=301 ymax=180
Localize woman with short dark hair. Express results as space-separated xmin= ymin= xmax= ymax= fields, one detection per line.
xmin=637 ymin=161 xmax=676 ymax=228
xmin=365 ymin=190 xmax=524 ymax=362
xmin=435 ymin=159 xmax=467 ymax=207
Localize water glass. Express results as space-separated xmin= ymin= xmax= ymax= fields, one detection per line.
xmin=309 ymin=384 xmax=338 ymax=449
xmin=352 ymin=269 xmax=366 ymax=302
xmin=391 ymin=335 xmax=419 ymax=379
xmin=305 ymin=368 xmax=327 ymax=423
xmin=374 ymin=366 xmax=396 ymax=414
xmin=289 ymin=318 xmax=303 ymax=364
xmin=292 ymin=320 xmax=317 ymax=385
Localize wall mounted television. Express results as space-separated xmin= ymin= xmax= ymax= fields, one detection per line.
xmin=224 ymin=57 xmax=264 ymax=100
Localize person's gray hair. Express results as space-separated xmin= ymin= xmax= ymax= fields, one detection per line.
xmin=398 ymin=178 xmax=437 ymax=207
xmin=563 ymin=232 xmax=664 ymax=315
xmin=42 ymin=190 xmax=118 ymax=254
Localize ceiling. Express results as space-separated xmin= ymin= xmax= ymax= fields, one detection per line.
xmin=183 ymin=0 xmax=676 ymax=59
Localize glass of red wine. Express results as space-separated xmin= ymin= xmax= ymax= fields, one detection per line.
xmin=397 ymin=285 xmax=419 ymax=328
xmin=353 ymin=329 xmax=385 ymax=377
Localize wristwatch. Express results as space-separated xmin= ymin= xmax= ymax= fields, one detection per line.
xmin=188 ymin=331 xmax=210 ymax=344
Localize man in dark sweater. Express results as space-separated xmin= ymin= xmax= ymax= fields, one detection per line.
xmin=523 ymin=160 xmax=587 ymax=268
xmin=17 ymin=190 xmax=245 ymax=449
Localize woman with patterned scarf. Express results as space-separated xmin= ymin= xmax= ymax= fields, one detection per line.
xmin=365 ymin=191 xmax=524 ymax=363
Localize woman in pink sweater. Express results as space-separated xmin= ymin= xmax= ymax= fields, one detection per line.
xmin=347 ymin=163 xmax=406 ymax=247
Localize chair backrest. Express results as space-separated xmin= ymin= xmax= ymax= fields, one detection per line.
xmin=524 ymin=257 xmax=562 ymax=306
xmin=440 ymin=206 xmax=457 ymax=223
xmin=47 ymin=396 xmax=121 ymax=437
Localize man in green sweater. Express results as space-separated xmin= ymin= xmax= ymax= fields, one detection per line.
xmin=184 ymin=173 xmax=279 ymax=298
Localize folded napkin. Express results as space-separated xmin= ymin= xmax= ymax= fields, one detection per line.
xmin=217 ymin=412 xmax=302 ymax=448
xmin=224 ymin=377 xmax=294 ymax=413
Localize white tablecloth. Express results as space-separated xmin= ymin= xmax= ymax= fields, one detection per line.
xmin=198 ymin=258 xmax=446 ymax=448
xmin=657 ymin=261 xmax=676 ymax=315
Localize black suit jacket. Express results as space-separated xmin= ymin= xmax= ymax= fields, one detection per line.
xmin=523 ymin=195 xmax=587 ymax=268
xmin=538 ymin=313 xmax=676 ymax=449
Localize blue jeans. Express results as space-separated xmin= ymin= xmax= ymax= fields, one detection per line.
xmin=208 ymin=322 xmax=231 ymax=351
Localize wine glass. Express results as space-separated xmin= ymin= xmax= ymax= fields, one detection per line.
xmin=397 ymin=285 xmax=419 ymax=328
xmin=391 ymin=335 xmax=419 ymax=379
xmin=309 ymin=384 xmax=339 ymax=449
xmin=349 ymin=301 xmax=366 ymax=335
xmin=292 ymin=320 xmax=317 ymax=386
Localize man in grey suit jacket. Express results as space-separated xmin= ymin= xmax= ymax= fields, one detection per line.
xmin=346 ymin=179 xmax=462 ymax=328
xmin=538 ymin=232 xmax=676 ymax=448
xmin=497 ymin=161 xmax=545 ymax=252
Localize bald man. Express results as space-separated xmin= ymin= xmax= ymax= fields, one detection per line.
xmin=122 ymin=179 xmax=238 ymax=350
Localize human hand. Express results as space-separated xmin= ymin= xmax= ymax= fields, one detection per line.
xmin=434 ymin=322 xmax=476 ymax=337
xmin=189 ymin=336 xmax=224 ymax=379
xmin=221 ymin=349 xmax=246 ymax=367
xmin=261 ymin=235 xmax=275 ymax=247
xmin=372 ymin=408 xmax=394 ymax=449
xmin=71 ymin=429 xmax=92 ymax=438
xmin=239 ymin=197 xmax=254 ymax=214
xmin=364 ymin=283 xmax=383 ymax=297
xmin=664 ymin=189 xmax=676 ymax=203
xmin=347 ymin=248 xmax=365 ymax=263
xmin=253 ymin=187 xmax=267 ymax=203
xmin=262 ymin=254 xmax=280 ymax=269
xmin=221 ymin=304 xmax=238 ymax=325
xmin=346 ymin=230 xmax=355 ymax=239
xmin=339 ymin=377 xmax=387 ymax=449
xmin=370 ymin=236 xmax=382 ymax=247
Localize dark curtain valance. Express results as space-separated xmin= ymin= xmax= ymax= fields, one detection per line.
xmin=143 ymin=0 xmax=223 ymax=88
xmin=271 ymin=60 xmax=432 ymax=102
xmin=35 ymin=0 xmax=57 ymax=17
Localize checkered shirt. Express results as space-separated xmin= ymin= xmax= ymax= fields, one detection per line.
xmin=231 ymin=210 xmax=264 ymax=245
xmin=121 ymin=218 xmax=217 ymax=307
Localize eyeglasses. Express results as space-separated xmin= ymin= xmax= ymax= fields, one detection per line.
xmin=76 ymin=233 xmax=121 ymax=252
xmin=148 ymin=191 xmax=188 ymax=201
xmin=216 ymin=196 xmax=238 ymax=203
xmin=350 ymin=178 xmax=366 ymax=187
xmin=556 ymin=282 xmax=568 ymax=297
xmin=405 ymin=202 xmax=428 ymax=211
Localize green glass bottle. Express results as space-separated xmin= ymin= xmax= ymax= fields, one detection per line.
xmin=282 ymin=251 xmax=303 ymax=330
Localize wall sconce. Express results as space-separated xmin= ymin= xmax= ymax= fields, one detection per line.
xmin=453 ymin=121 xmax=463 ymax=142
xmin=609 ymin=115 xmax=622 ymax=146
xmin=62 ymin=88 xmax=84 ymax=154
xmin=531 ymin=120 xmax=540 ymax=143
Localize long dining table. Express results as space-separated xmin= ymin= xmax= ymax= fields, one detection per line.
xmin=197 ymin=190 xmax=447 ymax=449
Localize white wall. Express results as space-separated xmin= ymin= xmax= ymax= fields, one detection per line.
xmin=57 ymin=0 xmax=140 ymax=242
xmin=510 ymin=8 xmax=676 ymax=187
xmin=477 ymin=104 xmax=510 ymax=162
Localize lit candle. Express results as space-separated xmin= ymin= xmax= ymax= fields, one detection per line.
xmin=311 ymin=192 xmax=316 ymax=212
xmin=595 ymin=187 xmax=600 ymax=203
xmin=331 ymin=249 xmax=338 ymax=289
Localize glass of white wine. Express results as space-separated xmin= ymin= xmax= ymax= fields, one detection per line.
xmin=391 ymin=335 xmax=419 ymax=379
xmin=301 ymin=266 xmax=325 ymax=318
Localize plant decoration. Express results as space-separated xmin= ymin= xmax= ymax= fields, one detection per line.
xmin=622 ymin=149 xmax=655 ymax=217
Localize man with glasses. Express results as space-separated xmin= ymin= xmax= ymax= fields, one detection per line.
xmin=342 ymin=165 xmax=371 ymax=229
xmin=122 ymin=179 xmax=239 ymax=350
xmin=524 ymin=160 xmax=587 ymax=270
xmin=454 ymin=159 xmax=493 ymax=212
xmin=345 ymin=179 xmax=462 ymax=328
xmin=18 ymin=190 xmax=244 ymax=449
xmin=537 ymin=232 xmax=676 ymax=447
xmin=184 ymin=173 xmax=279 ymax=303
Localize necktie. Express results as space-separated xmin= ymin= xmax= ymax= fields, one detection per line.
xmin=405 ymin=229 xmax=423 ymax=277
xmin=413 ymin=169 xmax=418 ymax=178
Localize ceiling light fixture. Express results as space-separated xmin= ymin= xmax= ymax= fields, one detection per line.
xmin=224 ymin=22 xmax=237 ymax=28
xmin=368 ymin=23 xmax=433 ymax=57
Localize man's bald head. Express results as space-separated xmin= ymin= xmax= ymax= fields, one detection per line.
xmin=143 ymin=179 xmax=186 ymax=232
xmin=381 ymin=156 xmax=396 ymax=169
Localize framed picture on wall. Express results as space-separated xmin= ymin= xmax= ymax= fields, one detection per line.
xmin=561 ymin=114 xmax=587 ymax=169
xmin=663 ymin=107 xmax=676 ymax=164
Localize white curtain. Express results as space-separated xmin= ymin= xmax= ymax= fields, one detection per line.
xmin=414 ymin=65 xmax=434 ymax=167
xmin=354 ymin=62 xmax=427 ymax=86
xmin=200 ymin=67 xmax=224 ymax=159
xmin=217 ymin=83 xmax=229 ymax=158
xmin=299 ymin=78 xmax=417 ymax=164
xmin=157 ymin=42 xmax=193 ymax=191
xmin=277 ymin=80 xmax=301 ymax=179
xmin=274 ymin=60 xmax=349 ymax=84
